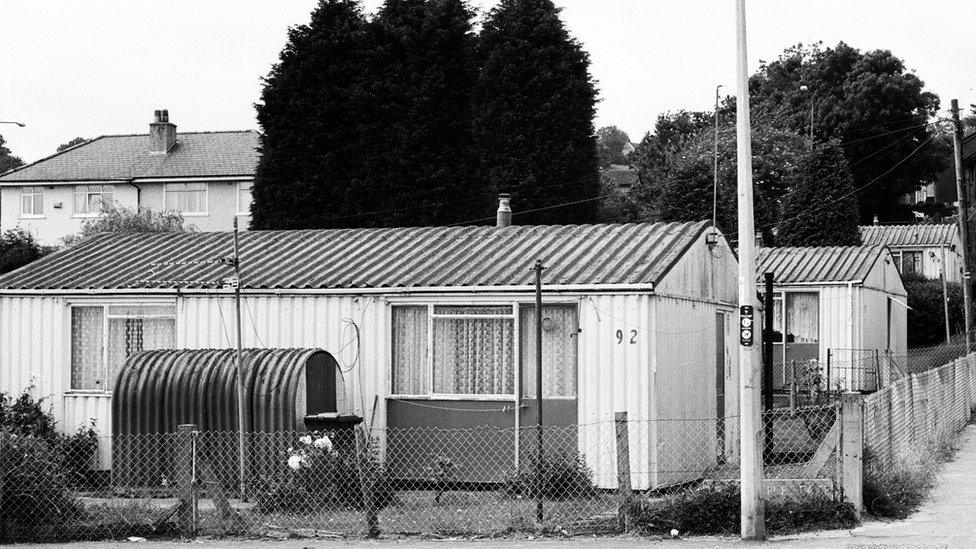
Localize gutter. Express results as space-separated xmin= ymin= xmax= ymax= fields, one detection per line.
xmin=0 ymin=283 xmax=658 ymax=297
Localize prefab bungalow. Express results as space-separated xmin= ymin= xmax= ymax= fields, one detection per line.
xmin=859 ymin=224 xmax=962 ymax=283
xmin=756 ymin=245 xmax=908 ymax=392
xmin=0 ymin=221 xmax=738 ymax=489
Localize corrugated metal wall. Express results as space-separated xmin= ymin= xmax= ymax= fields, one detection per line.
xmin=0 ymin=290 xmax=731 ymax=488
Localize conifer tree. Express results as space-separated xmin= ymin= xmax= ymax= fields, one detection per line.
xmin=472 ymin=0 xmax=599 ymax=224
xmin=777 ymin=146 xmax=862 ymax=247
xmin=251 ymin=0 xmax=370 ymax=229
xmin=358 ymin=0 xmax=480 ymax=226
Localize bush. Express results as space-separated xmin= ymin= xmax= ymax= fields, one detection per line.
xmin=60 ymin=203 xmax=196 ymax=247
xmin=629 ymin=483 xmax=857 ymax=536
xmin=0 ymin=430 xmax=83 ymax=528
xmin=0 ymin=227 xmax=45 ymax=274
xmin=0 ymin=389 xmax=99 ymax=486
xmin=256 ymin=432 xmax=395 ymax=513
xmin=503 ymin=453 xmax=597 ymax=500
xmin=904 ymin=273 xmax=964 ymax=347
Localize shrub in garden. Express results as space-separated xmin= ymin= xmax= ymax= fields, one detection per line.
xmin=904 ymin=273 xmax=964 ymax=347
xmin=0 ymin=389 xmax=99 ymax=486
xmin=256 ymin=432 xmax=395 ymax=513
xmin=0 ymin=430 xmax=83 ymax=528
xmin=503 ymin=453 xmax=597 ymax=500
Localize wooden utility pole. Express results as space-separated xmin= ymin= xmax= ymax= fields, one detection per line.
xmin=734 ymin=0 xmax=765 ymax=539
xmin=232 ymin=217 xmax=247 ymax=500
xmin=951 ymin=99 xmax=973 ymax=352
xmin=713 ymin=84 xmax=723 ymax=229
xmin=532 ymin=260 xmax=545 ymax=524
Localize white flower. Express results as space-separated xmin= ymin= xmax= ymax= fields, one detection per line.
xmin=298 ymin=435 xmax=313 ymax=445
xmin=287 ymin=455 xmax=303 ymax=470
xmin=313 ymin=435 xmax=333 ymax=452
xmin=670 ymin=529 xmax=679 ymax=537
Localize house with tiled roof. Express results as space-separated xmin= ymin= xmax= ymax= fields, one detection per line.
xmin=0 ymin=110 xmax=259 ymax=244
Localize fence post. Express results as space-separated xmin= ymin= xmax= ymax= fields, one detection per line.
xmin=356 ymin=429 xmax=379 ymax=539
xmin=614 ymin=412 xmax=633 ymax=532
xmin=176 ymin=424 xmax=198 ymax=538
xmin=789 ymin=361 xmax=797 ymax=412
xmin=839 ymin=394 xmax=863 ymax=518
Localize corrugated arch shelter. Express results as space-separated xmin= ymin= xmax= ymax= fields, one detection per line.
xmin=0 ymin=221 xmax=739 ymax=490
xmin=112 ymin=348 xmax=346 ymax=436
xmin=112 ymin=348 xmax=347 ymax=486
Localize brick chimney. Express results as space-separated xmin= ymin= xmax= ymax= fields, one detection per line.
xmin=149 ymin=109 xmax=177 ymax=154
xmin=496 ymin=194 xmax=512 ymax=227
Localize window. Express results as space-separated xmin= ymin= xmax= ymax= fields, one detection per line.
xmin=391 ymin=304 xmax=578 ymax=398
xmin=164 ymin=183 xmax=208 ymax=214
xmin=894 ymin=251 xmax=922 ymax=276
xmin=70 ymin=304 xmax=176 ymax=391
xmin=785 ymin=292 xmax=819 ymax=344
xmin=237 ymin=181 xmax=253 ymax=215
xmin=73 ymin=185 xmax=114 ymax=215
xmin=21 ymin=187 xmax=44 ymax=217
xmin=519 ymin=304 xmax=578 ymax=398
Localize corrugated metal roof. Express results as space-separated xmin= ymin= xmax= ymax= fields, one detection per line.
xmin=0 ymin=221 xmax=712 ymax=290
xmin=756 ymin=246 xmax=887 ymax=284
xmin=0 ymin=131 xmax=259 ymax=182
xmin=859 ymin=224 xmax=958 ymax=247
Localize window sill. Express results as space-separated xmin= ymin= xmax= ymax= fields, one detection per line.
xmin=389 ymin=394 xmax=517 ymax=402
xmin=64 ymin=390 xmax=112 ymax=397
xmin=180 ymin=212 xmax=211 ymax=217
xmin=19 ymin=215 xmax=45 ymax=219
xmin=71 ymin=213 xmax=100 ymax=219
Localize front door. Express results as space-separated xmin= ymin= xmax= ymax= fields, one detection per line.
xmin=715 ymin=311 xmax=726 ymax=459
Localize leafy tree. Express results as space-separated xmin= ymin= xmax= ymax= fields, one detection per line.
xmin=472 ymin=0 xmax=599 ymax=224
xmin=596 ymin=126 xmax=631 ymax=168
xmin=354 ymin=0 xmax=481 ymax=226
xmin=0 ymin=133 xmax=24 ymax=175
xmin=0 ymin=228 xmax=44 ymax=274
xmin=776 ymin=145 xmax=861 ymax=246
xmin=628 ymin=115 xmax=807 ymax=243
xmin=963 ymin=104 xmax=976 ymax=132
xmin=749 ymin=42 xmax=944 ymax=223
xmin=251 ymin=0 xmax=371 ymax=229
xmin=632 ymin=110 xmax=712 ymax=179
xmin=56 ymin=137 xmax=87 ymax=152
xmin=61 ymin=204 xmax=195 ymax=246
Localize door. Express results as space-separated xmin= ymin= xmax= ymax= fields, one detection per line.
xmin=715 ymin=311 xmax=726 ymax=459
xmin=519 ymin=304 xmax=579 ymax=468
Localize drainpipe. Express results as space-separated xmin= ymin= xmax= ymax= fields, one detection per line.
xmin=126 ymin=179 xmax=140 ymax=208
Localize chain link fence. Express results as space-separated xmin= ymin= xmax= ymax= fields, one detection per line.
xmin=0 ymin=404 xmax=846 ymax=542
xmin=863 ymin=353 xmax=976 ymax=471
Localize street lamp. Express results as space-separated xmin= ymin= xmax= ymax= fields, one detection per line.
xmin=799 ymin=85 xmax=814 ymax=151
xmin=0 ymin=121 xmax=26 ymax=127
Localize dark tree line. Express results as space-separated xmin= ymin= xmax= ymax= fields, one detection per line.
xmin=252 ymin=0 xmax=598 ymax=229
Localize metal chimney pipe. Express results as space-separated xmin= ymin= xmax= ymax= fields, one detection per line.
xmin=496 ymin=194 xmax=512 ymax=227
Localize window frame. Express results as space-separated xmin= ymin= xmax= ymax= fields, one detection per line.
xmin=66 ymin=302 xmax=177 ymax=395
xmin=389 ymin=301 xmax=580 ymax=401
xmin=72 ymin=185 xmax=115 ymax=218
xmin=20 ymin=187 xmax=45 ymax=218
xmin=770 ymin=289 xmax=821 ymax=364
xmin=164 ymin=182 xmax=209 ymax=216
xmin=236 ymin=180 xmax=254 ymax=216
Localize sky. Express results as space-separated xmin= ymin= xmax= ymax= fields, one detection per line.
xmin=1 ymin=0 xmax=975 ymax=163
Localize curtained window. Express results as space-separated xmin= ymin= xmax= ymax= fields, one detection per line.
xmin=70 ymin=304 xmax=175 ymax=391
xmin=785 ymin=293 xmax=819 ymax=344
xmin=392 ymin=306 xmax=429 ymax=395
xmin=519 ymin=304 xmax=578 ymax=398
